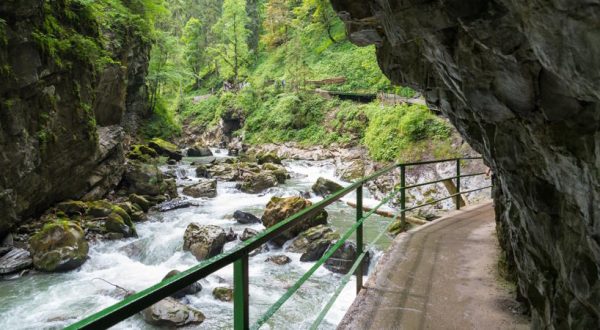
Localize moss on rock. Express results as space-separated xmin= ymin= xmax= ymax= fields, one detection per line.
xmin=29 ymin=219 xmax=89 ymax=272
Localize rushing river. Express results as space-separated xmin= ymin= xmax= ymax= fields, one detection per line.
xmin=0 ymin=151 xmax=394 ymax=329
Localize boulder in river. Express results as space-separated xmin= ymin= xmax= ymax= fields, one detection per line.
xmin=187 ymin=144 xmax=213 ymax=157
xmin=237 ymin=172 xmax=278 ymax=194
xmin=311 ymin=177 xmax=344 ymax=197
xmin=182 ymin=179 xmax=217 ymax=198
xmin=29 ymin=220 xmax=89 ymax=272
xmin=141 ymin=297 xmax=205 ymax=327
xmin=212 ymin=287 xmax=233 ymax=302
xmin=148 ymin=138 xmax=183 ymax=161
xmin=122 ymin=162 xmax=177 ymax=197
xmin=262 ymin=196 xmax=328 ymax=246
xmin=116 ymin=202 xmax=146 ymax=222
xmin=233 ymin=210 xmax=261 ymax=224
xmin=265 ymin=255 xmax=292 ymax=265
xmin=0 ymin=248 xmax=32 ymax=275
xmin=156 ymin=199 xmax=197 ymax=212
xmin=288 ymin=225 xmax=340 ymax=253
xmin=162 ymin=270 xmax=202 ymax=299
xmin=257 ymin=152 xmax=282 ymax=165
xmin=128 ymin=194 xmax=151 ymax=212
xmin=324 ymin=241 xmax=370 ymax=275
xmin=240 ymin=228 xmax=259 ymax=242
xmin=127 ymin=144 xmax=159 ymax=162
xmin=262 ymin=163 xmax=289 ymax=183
xmin=183 ymin=224 xmax=226 ymax=261
xmin=225 ymin=228 xmax=237 ymax=242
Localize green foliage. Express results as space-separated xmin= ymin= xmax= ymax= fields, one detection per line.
xmin=210 ymin=0 xmax=251 ymax=83
xmin=363 ymin=104 xmax=454 ymax=162
xmin=140 ymin=95 xmax=182 ymax=138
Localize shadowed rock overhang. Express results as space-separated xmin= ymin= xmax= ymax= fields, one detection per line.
xmin=330 ymin=0 xmax=600 ymax=328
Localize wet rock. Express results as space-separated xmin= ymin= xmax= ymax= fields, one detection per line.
xmin=262 ymin=196 xmax=328 ymax=246
xmin=311 ymin=177 xmax=344 ymax=197
xmin=122 ymin=162 xmax=177 ymax=197
xmin=233 ymin=210 xmax=261 ymax=224
xmin=162 ymin=270 xmax=202 ymax=299
xmin=300 ymin=240 xmax=332 ymax=262
xmin=195 ymin=165 xmax=210 ymax=178
xmin=182 ymin=179 xmax=217 ymax=198
xmin=324 ymin=241 xmax=369 ymax=275
xmin=187 ymin=144 xmax=213 ymax=157
xmin=290 ymin=225 xmax=340 ymax=262
xmin=240 ymin=228 xmax=259 ymax=242
xmin=249 ymin=244 xmax=269 ymax=257
xmin=0 ymin=248 xmax=32 ymax=274
xmin=29 ymin=221 xmax=89 ymax=272
xmin=257 ymin=152 xmax=282 ymax=165
xmin=116 ymin=202 xmax=146 ymax=222
xmin=156 ymin=199 xmax=197 ymax=212
xmin=206 ymin=164 xmax=238 ymax=181
xmin=148 ymin=138 xmax=183 ymax=161
xmin=225 ymin=228 xmax=237 ymax=242
xmin=212 ymin=287 xmax=233 ymax=302
xmin=266 ymin=255 xmax=292 ymax=265
xmin=237 ymin=172 xmax=278 ymax=194
xmin=129 ymin=194 xmax=151 ymax=212
xmin=56 ymin=201 xmax=88 ymax=216
xmin=262 ymin=163 xmax=290 ymax=183
xmin=141 ymin=297 xmax=205 ymax=327
xmin=183 ymin=224 xmax=226 ymax=261
xmin=104 ymin=208 xmax=137 ymax=238
xmin=167 ymin=159 xmax=177 ymax=165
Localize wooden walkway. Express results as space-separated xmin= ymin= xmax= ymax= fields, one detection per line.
xmin=338 ymin=202 xmax=529 ymax=330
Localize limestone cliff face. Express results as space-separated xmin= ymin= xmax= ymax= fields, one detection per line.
xmin=0 ymin=1 xmax=150 ymax=237
xmin=331 ymin=0 xmax=599 ymax=327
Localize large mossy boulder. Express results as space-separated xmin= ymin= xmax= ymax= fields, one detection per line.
xmin=183 ymin=224 xmax=226 ymax=261
xmin=237 ymin=172 xmax=278 ymax=194
xmin=311 ymin=177 xmax=344 ymax=197
xmin=182 ymin=179 xmax=217 ymax=198
xmin=187 ymin=143 xmax=213 ymax=157
xmin=56 ymin=200 xmax=88 ymax=216
xmin=127 ymin=144 xmax=159 ymax=162
xmin=261 ymin=196 xmax=328 ymax=246
xmin=148 ymin=138 xmax=183 ymax=161
xmin=289 ymin=225 xmax=340 ymax=262
xmin=141 ymin=297 xmax=205 ymax=327
xmin=262 ymin=163 xmax=289 ymax=183
xmin=122 ymin=162 xmax=177 ymax=197
xmin=212 ymin=287 xmax=233 ymax=302
xmin=29 ymin=220 xmax=89 ymax=272
xmin=257 ymin=152 xmax=282 ymax=165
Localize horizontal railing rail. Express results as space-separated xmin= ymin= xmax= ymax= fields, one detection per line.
xmin=66 ymin=157 xmax=491 ymax=330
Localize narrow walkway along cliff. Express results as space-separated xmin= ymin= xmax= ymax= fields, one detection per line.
xmin=339 ymin=202 xmax=528 ymax=329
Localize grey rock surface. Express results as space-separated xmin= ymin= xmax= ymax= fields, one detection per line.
xmin=331 ymin=0 xmax=600 ymax=326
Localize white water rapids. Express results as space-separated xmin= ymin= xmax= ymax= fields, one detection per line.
xmin=0 ymin=152 xmax=394 ymax=329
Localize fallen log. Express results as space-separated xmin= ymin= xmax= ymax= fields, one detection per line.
xmin=345 ymin=201 xmax=428 ymax=225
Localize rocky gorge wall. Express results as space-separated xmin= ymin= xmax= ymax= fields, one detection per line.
xmin=0 ymin=1 xmax=151 ymax=238
xmin=330 ymin=0 xmax=600 ymax=328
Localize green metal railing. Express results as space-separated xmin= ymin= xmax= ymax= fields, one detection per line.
xmin=66 ymin=157 xmax=491 ymax=330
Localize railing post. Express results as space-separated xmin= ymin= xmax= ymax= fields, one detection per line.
xmin=456 ymin=159 xmax=461 ymax=210
xmin=234 ymin=253 xmax=249 ymax=330
xmin=400 ymin=165 xmax=406 ymax=226
xmin=355 ymin=184 xmax=363 ymax=294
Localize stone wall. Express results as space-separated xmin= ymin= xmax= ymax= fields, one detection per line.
xmin=0 ymin=1 xmax=150 ymax=237
xmin=330 ymin=0 xmax=599 ymax=327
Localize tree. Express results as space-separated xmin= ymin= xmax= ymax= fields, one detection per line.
xmin=262 ymin=0 xmax=294 ymax=48
xmin=210 ymin=0 xmax=251 ymax=85
xmin=182 ymin=17 xmax=205 ymax=89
